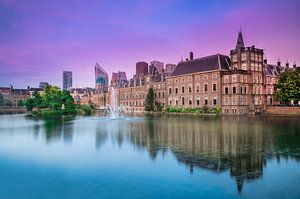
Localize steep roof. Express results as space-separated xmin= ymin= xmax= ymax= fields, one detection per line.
xmin=263 ymin=64 xmax=285 ymax=76
xmin=169 ymin=54 xmax=230 ymax=77
xmin=236 ymin=31 xmax=245 ymax=49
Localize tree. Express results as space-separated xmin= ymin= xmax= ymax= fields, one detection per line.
xmin=17 ymin=100 xmax=24 ymax=106
xmin=0 ymin=93 xmax=4 ymax=106
xmin=25 ymin=98 xmax=35 ymax=111
xmin=275 ymin=70 xmax=300 ymax=103
xmin=145 ymin=88 xmax=154 ymax=111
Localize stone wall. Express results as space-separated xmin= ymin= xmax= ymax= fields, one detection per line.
xmin=265 ymin=106 xmax=300 ymax=115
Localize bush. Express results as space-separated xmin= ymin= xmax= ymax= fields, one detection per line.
xmin=80 ymin=104 xmax=93 ymax=115
xmin=158 ymin=105 xmax=164 ymax=112
xmin=202 ymin=106 xmax=209 ymax=113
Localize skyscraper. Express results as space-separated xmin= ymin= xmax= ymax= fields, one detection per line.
xmin=95 ymin=63 xmax=109 ymax=92
xmin=150 ymin=61 xmax=164 ymax=73
xmin=136 ymin=62 xmax=148 ymax=76
xmin=62 ymin=71 xmax=72 ymax=90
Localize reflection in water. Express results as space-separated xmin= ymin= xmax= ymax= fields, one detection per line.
xmin=123 ymin=115 xmax=300 ymax=193
xmin=2 ymin=114 xmax=299 ymax=196
xmin=26 ymin=115 xmax=75 ymax=144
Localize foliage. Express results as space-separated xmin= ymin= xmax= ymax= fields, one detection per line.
xmin=158 ymin=105 xmax=164 ymax=112
xmin=165 ymin=106 xmax=221 ymax=114
xmin=79 ymin=104 xmax=93 ymax=115
xmin=275 ymin=70 xmax=300 ymax=103
xmin=145 ymin=88 xmax=154 ymax=112
xmin=25 ymin=85 xmax=77 ymax=115
xmin=17 ymin=100 xmax=24 ymax=106
xmin=25 ymin=98 xmax=35 ymax=111
xmin=0 ymin=93 xmax=4 ymax=106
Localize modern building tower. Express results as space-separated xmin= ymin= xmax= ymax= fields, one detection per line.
xmin=95 ymin=63 xmax=109 ymax=92
xmin=150 ymin=61 xmax=164 ymax=73
xmin=62 ymin=71 xmax=72 ymax=90
xmin=136 ymin=62 xmax=148 ymax=76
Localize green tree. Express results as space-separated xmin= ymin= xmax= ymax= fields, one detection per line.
xmin=25 ymin=98 xmax=35 ymax=111
xmin=275 ymin=70 xmax=300 ymax=103
xmin=17 ymin=100 xmax=24 ymax=106
xmin=145 ymin=88 xmax=154 ymax=111
xmin=33 ymin=91 xmax=43 ymax=108
xmin=0 ymin=93 xmax=4 ymax=106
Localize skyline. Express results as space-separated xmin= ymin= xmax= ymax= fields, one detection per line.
xmin=1 ymin=0 xmax=300 ymax=88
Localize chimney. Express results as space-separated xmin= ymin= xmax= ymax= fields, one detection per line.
xmin=286 ymin=62 xmax=289 ymax=68
xmin=277 ymin=60 xmax=281 ymax=66
xmin=263 ymin=59 xmax=267 ymax=64
xmin=190 ymin=52 xmax=194 ymax=60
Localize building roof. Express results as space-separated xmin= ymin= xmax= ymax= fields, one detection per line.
xmin=236 ymin=31 xmax=245 ymax=49
xmin=169 ymin=54 xmax=230 ymax=77
xmin=264 ymin=64 xmax=285 ymax=76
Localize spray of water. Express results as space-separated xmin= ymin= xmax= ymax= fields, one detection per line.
xmin=107 ymin=87 xmax=123 ymax=119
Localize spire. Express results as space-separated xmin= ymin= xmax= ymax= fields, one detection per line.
xmin=236 ymin=30 xmax=245 ymax=49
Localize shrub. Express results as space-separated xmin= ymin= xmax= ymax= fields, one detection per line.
xmin=80 ymin=104 xmax=93 ymax=115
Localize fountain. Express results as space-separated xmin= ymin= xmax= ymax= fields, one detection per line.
xmin=107 ymin=87 xmax=122 ymax=119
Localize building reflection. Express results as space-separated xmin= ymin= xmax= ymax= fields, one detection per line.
xmin=124 ymin=115 xmax=300 ymax=193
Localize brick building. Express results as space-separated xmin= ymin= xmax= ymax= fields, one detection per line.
xmin=79 ymin=32 xmax=298 ymax=115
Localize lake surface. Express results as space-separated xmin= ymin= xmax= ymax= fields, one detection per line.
xmin=0 ymin=114 xmax=300 ymax=199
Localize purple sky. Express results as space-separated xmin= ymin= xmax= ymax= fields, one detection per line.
xmin=0 ymin=0 xmax=300 ymax=88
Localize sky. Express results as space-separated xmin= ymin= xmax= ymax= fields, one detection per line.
xmin=0 ymin=0 xmax=300 ymax=88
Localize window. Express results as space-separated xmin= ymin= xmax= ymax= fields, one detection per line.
xmin=204 ymin=84 xmax=208 ymax=92
xmin=213 ymin=84 xmax=217 ymax=92
xmin=232 ymin=75 xmax=237 ymax=83
xmin=182 ymin=86 xmax=185 ymax=93
xmin=196 ymin=97 xmax=200 ymax=106
xmin=162 ymin=92 xmax=165 ymax=98
xmin=225 ymin=97 xmax=229 ymax=105
xmin=182 ymin=97 xmax=185 ymax=105
xmin=175 ymin=87 xmax=178 ymax=94
xmin=205 ymin=97 xmax=208 ymax=105
xmin=240 ymin=87 xmax=243 ymax=94
xmin=176 ymin=99 xmax=178 ymax=105
xmin=196 ymin=85 xmax=200 ymax=93
xmin=169 ymin=100 xmax=172 ymax=105
xmin=169 ymin=88 xmax=172 ymax=94
xmin=244 ymin=87 xmax=247 ymax=94
xmin=213 ymin=96 xmax=217 ymax=105
xmin=241 ymin=53 xmax=246 ymax=61
xmin=225 ymin=87 xmax=229 ymax=94
xmin=189 ymin=86 xmax=192 ymax=93
xmin=233 ymin=87 xmax=236 ymax=94
xmin=189 ymin=98 xmax=192 ymax=105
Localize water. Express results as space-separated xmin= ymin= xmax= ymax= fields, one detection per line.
xmin=0 ymin=114 xmax=300 ymax=199
xmin=107 ymin=87 xmax=122 ymax=119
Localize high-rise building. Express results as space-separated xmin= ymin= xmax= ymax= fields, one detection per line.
xmin=95 ymin=63 xmax=109 ymax=92
xmin=150 ymin=61 xmax=164 ymax=73
xmin=136 ymin=62 xmax=148 ymax=76
xmin=165 ymin=64 xmax=176 ymax=74
xmin=62 ymin=71 xmax=72 ymax=90
xmin=39 ymin=82 xmax=49 ymax=89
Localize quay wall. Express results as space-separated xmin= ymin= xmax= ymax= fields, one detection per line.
xmin=264 ymin=106 xmax=300 ymax=115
